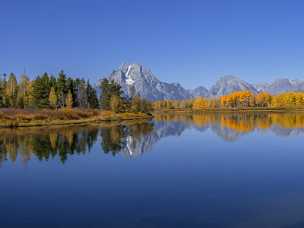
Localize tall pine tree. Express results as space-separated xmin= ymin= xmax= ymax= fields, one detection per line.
xmin=99 ymin=79 xmax=122 ymax=110
xmin=87 ymin=81 xmax=99 ymax=108
xmin=32 ymin=73 xmax=51 ymax=108
xmin=57 ymin=70 xmax=68 ymax=108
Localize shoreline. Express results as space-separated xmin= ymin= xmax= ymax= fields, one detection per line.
xmin=0 ymin=109 xmax=152 ymax=128
xmin=153 ymin=108 xmax=304 ymax=114
xmin=1 ymin=108 xmax=304 ymax=128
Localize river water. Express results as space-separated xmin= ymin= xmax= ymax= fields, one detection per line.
xmin=1 ymin=112 xmax=304 ymax=228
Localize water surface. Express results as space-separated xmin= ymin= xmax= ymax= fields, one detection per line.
xmin=1 ymin=112 xmax=304 ymax=228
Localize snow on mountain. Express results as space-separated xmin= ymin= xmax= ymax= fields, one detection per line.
xmin=103 ymin=63 xmax=304 ymax=100
xmin=107 ymin=63 xmax=191 ymax=100
xmin=256 ymin=78 xmax=304 ymax=94
xmin=209 ymin=75 xmax=258 ymax=96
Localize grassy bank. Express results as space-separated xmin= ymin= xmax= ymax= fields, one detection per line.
xmin=0 ymin=109 xmax=152 ymax=128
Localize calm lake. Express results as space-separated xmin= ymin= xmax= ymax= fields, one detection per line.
xmin=1 ymin=112 xmax=304 ymax=228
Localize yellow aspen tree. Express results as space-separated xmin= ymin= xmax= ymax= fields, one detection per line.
xmin=65 ymin=90 xmax=73 ymax=109
xmin=49 ymin=87 xmax=58 ymax=109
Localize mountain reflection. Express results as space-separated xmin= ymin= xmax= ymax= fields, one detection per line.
xmin=0 ymin=112 xmax=304 ymax=164
xmin=155 ymin=112 xmax=304 ymax=141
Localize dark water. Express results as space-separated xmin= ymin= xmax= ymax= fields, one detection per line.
xmin=1 ymin=112 xmax=304 ymax=228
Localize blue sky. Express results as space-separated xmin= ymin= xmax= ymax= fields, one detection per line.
xmin=1 ymin=0 xmax=304 ymax=88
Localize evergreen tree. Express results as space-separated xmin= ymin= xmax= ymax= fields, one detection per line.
xmin=99 ymin=79 xmax=122 ymax=110
xmin=0 ymin=74 xmax=6 ymax=107
xmin=32 ymin=73 xmax=51 ymax=108
xmin=57 ymin=70 xmax=68 ymax=107
xmin=76 ymin=79 xmax=87 ymax=108
xmin=87 ymin=81 xmax=99 ymax=108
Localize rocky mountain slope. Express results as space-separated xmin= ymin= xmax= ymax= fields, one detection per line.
xmin=209 ymin=75 xmax=258 ymax=96
xmin=104 ymin=63 xmax=304 ymax=100
xmin=255 ymin=79 xmax=304 ymax=94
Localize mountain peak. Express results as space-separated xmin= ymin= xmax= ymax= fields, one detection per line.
xmin=120 ymin=63 xmax=143 ymax=72
xmin=107 ymin=63 xmax=189 ymax=100
xmin=210 ymin=75 xmax=257 ymax=96
xmin=104 ymin=64 xmax=304 ymax=100
xmin=219 ymin=75 xmax=241 ymax=81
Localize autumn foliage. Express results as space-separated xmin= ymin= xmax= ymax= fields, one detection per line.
xmin=153 ymin=91 xmax=304 ymax=110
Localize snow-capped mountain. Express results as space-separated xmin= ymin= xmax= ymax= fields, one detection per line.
xmin=255 ymin=78 xmax=304 ymax=94
xmin=107 ymin=63 xmax=191 ymax=100
xmin=209 ymin=75 xmax=258 ymax=96
xmin=189 ymin=86 xmax=209 ymax=98
xmin=104 ymin=63 xmax=304 ymax=100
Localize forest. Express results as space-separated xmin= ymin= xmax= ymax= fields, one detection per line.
xmin=1 ymin=72 xmax=304 ymax=120
xmin=0 ymin=72 xmax=152 ymax=113
xmin=153 ymin=90 xmax=304 ymax=110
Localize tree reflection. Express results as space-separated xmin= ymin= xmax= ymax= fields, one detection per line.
xmin=0 ymin=122 xmax=154 ymax=165
xmin=155 ymin=112 xmax=304 ymax=141
xmin=0 ymin=126 xmax=100 ymax=165
xmin=0 ymin=112 xmax=304 ymax=165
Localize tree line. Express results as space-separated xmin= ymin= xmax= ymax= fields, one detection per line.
xmin=153 ymin=91 xmax=304 ymax=110
xmin=0 ymin=72 xmax=152 ymax=113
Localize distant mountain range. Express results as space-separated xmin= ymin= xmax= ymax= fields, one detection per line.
xmin=105 ymin=63 xmax=304 ymax=100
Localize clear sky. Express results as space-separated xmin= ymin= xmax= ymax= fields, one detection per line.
xmin=2 ymin=0 xmax=304 ymax=88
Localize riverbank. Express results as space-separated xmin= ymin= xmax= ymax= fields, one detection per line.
xmin=0 ymin=109 xmax=152 ymax=128
xmin=153 ymin=107 xmax=304 ymax=114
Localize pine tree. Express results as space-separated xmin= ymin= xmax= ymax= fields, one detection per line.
xmin=32 ymin=73 xmax=51 ymax=108
xmin=87 ymin=81 xmax=99 ymax=108
xmin=0 ymin=74 xmax=6 ymax=107
xmin=57 ymin=70 xmax=68 ymax=108
xmin=76 ymin=79 xmax=88 ymax=108
xmin=100 ymin=79 xmax=123 ymax=110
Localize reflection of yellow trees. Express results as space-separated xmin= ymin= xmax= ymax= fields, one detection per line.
xmin=62 ymin=129 xmax=74 ymax=147
xmin=256 ymin=115 xmax=272 ymax=129
xmin=49 ymin=132 xmax=58 ymax=150
xmin=154 ymin=113 xmax=193 ymax=123
xmin=271 ymin=113 xmax=304 ymax=129
xmin=192 ymin=114 xmax=211 ymax=127
xmin=155 ymin=112 xmax=304 ymax=133
xmin=220 ymin=114 xmax=255 ymax=133
xmin=219 ymin=113 xmax=304 ymax=132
